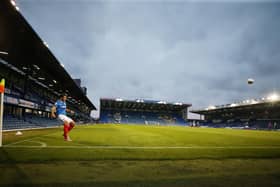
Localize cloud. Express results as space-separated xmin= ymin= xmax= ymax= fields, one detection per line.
xmin=17 ymin=1 xmax=280 ymax=117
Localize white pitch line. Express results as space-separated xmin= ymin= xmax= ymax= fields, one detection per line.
xmin=3 ymin=131 xmax=59 ymax=146
xmin=3 ymin=145 xmax=280 ymax=149
xmin=26 ymin=140 xmax=47 ymax=147
xmin=3 ymin=137 xmax=39 ymax=146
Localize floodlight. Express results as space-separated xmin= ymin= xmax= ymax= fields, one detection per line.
xmin=267 ymin=93 xmax=279 ymax=102
xmin=0 ymin=51 xmax=8 ymax=55
xmin=33 ymin=64 xmax=40 ymax=70
xmin=43 ymin=41 xmax=49 ymax=48
xmin=251 ymin=100 xmax=258 ymax=104
xmin=10 ymin=0 xmax=16 ymax=6
xmin=159 ymin=101 xmax=166 ymax=104
xmin=207 ymin=105 xmax=216 ymax=110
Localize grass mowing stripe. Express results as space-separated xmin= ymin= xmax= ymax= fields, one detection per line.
xmin=3 ymin=145 xmax=280 ymax=149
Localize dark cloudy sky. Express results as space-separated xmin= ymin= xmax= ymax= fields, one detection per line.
xmin=16 ymin=0 xmax=280 ymax=117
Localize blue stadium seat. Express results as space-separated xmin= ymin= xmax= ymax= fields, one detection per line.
xmin=3 ymin=114 xmax=61 ymax=130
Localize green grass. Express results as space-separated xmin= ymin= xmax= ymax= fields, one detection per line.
xmin=1 ymin=124 xmax=280 ymax=186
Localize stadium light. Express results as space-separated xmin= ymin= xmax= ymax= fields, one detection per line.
xmin=174 ymin=102 xmax=183 ymax=105
xmin=10 ymin=0 xmax=19 ymax=11
xmin=38 ymin=77 xmax=45 ymax=80
xmin=136 ymin=99 xmax=144 ymax=103
xmin=230 ymin=103 xmax=237 ymax=107
xmin=10 ymin=0 xmax=16 ymax=6
xmin=0 ymin=51 xmax=8 ymax=55
xmin=207 ymin=105 xmax=216 ymax=110
xmin=267 ymin=93 xmax=279 ymax=102
xmin=116 ymin=98 xmax=123 ymax=102
xmin=33 ymin=64 xmax=40 ymax=70
xmin=251 ymin=100 xmax=258 ymax=104
xmin=158 ymin=101 xmax=167 ymax=104
xmin=43 ymin=41 xmax=49 ymax=48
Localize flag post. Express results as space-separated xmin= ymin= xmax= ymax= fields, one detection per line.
xmin=0 ymin=78 xmax=5 ymax=147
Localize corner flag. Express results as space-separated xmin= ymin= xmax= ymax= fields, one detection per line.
xmin=0 ymin=79 xmax=4 ymax=93
xmin=0 ymin=78 xmax=5 ymax=146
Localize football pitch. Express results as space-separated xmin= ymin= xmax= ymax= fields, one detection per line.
xmin=1 ymin=124 xmax=280 ymax=187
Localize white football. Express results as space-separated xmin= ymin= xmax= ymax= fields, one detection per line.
xmin=15 ymin=131 xmax=23 ymax=136
xmin=247 ymin=78 xmax=254 ymax=84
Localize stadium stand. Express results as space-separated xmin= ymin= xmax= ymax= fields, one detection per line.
xmin=191 ymin=97 xmax=280 ymax=130
xmin=0 ymin=1 xmax=96 ymax=130
xmin=100 ymin=98 xmax=191 ymax=125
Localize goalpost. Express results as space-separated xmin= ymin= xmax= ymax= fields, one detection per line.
xmin=0 ymin=78 xmax=5 ymax=147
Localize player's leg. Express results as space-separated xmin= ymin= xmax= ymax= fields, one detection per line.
xmin=63 ymin=116 xmax=74 ymax=141
xmin=63 ymin=115 xmax=75 ymax=132
xmin=63 ymin=122 xmax=70 ymax=140
xmin=58 ymin=114 xmax=72 ymax=141
xmin=68 ymin=120 xmax=75 ymax=132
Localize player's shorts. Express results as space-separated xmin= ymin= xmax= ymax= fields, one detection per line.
xmin=58 ymin=114 xmax=74 ymax=124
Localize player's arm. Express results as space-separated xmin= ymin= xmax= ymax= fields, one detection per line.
xmin=66 ymin=108 xmax=75 ymax=115
xmin=51 ymin=105 xmax=57 ymax=118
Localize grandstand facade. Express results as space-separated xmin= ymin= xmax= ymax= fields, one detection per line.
xmin=100 ymin=98 xmax=191 ymax=125
xmin=191 ymin=97 xmax=280 ymax=129
xmin=0 ymin=1 xmax=96 ymax=130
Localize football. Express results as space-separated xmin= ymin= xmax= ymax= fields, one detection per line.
xmin=247 ymin=78 xmax=254 ymax=84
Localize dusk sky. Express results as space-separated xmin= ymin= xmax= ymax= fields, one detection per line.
xmin=16 ymin=0 xmax=280 ymax=117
